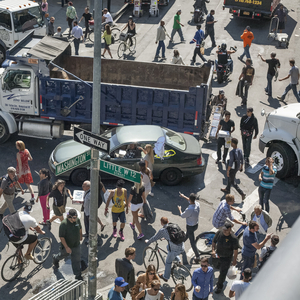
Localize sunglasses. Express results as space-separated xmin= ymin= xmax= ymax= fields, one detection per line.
xmin=153 ymin=288 xmax=160 ymax=291
xmin=149 ymin=272 xmax=155 ymax=275
xmin=68 ymin=215 xmax=77 ymax=219
xmin=201 ymin=265 xmax=208 ymax=268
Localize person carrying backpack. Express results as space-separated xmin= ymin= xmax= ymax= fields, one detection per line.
xmin=259 ymin=235 xmax=279 ymax=269
xmin=145 ymin=217 xmax=185 ymax=282
xmin=2 ymin=201 xmax=45 ymax=260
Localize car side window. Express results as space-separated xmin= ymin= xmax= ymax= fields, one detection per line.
xmin=0 ymin=11 xmax=12 ymax=31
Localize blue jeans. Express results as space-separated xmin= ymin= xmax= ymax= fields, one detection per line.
xmin=164 ymin=244 xmax=182 ymax=280
xmin=170 ymin=28 xmax=184 ymax=41
xmin=266 ymin=73 xmax=273 ymax=96
xmin=258 ymin=186 xmax=272 ymax=213
xmin=281 ymin=83 xmax=300 ymax=102
xmin=240 ymin=45 xmax=251 ymax=60
xmin=240 ymin=254 xmax=255 ymax=279
xmin=193 ymin=294 xmax=208 ymax=300
xmin=155 ymin=40 xmax=165 ymax=57
xmin=74 ymin=38 xmax=80 ymax=55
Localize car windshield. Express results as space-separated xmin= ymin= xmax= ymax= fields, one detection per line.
xmin=163 ymin=128 xmax=186 ymax=151
xmin=13 ymin=7 xmax=44 ymax=33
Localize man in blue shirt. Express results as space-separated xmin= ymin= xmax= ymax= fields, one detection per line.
xmin=192 ymin=257 xmax=214 ymax=300
xmin=71 ymin=21 xmax=84 ymax=55
xmin=241 ymin=220 xmax=272 ymax=279
xmin=221 ymin=138 xmax=246 ymax=201
xmin=204 ymin=10 xmax=217 ymax=48
xmin=178 ymin=192 xmax=200 ymax=263
xmin=190 ymin=25 xmax=206 ymax=65
xmin=108 ymin=277 xmax=128 ymax=300
xmin=258 ymin=157 xmax=277 ymax=213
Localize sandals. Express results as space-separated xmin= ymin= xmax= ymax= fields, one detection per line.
xmin=39 ymin=221 xmax=48 ymax=225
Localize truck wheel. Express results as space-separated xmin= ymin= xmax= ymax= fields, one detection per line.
xmin=71 ymin=168 xmax=90 ymax=186
xmin=160 ymin=168 xmax=182 ymax=186
xmin=0 ymin=116 xmax=10 ymax=144
xmin=217 ymin=72 xmax=223 ymax=83
xmin=267 ymin=143 xmax=296 ymax=178
xmin=0 ymin=45 xmax=6 ymax=66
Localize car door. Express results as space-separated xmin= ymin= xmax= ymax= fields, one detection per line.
xmin=0 ymin=10 xmax=14 ymax=49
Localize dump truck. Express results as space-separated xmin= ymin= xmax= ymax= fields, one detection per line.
xmin=0 ymin=31 xmax=214 ymax=144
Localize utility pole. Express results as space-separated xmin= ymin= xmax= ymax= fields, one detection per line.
xmin=87 ymin=0 xmax=90 ymax=8
xmin=88 ymin=0 xmax=102 ymax=298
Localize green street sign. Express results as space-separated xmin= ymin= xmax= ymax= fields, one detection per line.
xmin=100 ymin=159 xmax=141 ymax=183
xmin=55 ymin=150 xmax=91 ymax=176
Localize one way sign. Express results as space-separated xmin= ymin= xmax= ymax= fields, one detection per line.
xmin=74 ymin=127 xmax=110 ymax=153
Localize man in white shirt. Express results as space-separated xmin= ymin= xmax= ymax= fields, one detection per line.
xmin=229 ymin=268 xmax=251 ymax=299
xmin=7 ymin=202 xmax=45 ymax=260
xmin=82 ymin=180 xmax=91 ymax=239
xmin=102 ymin=8 xmax=113 ymax=28
xmin=71 ymin=21 xmax=83 ymax=55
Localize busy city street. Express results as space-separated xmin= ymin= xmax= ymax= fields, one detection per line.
xmin=0 ymin=0 xmax=300 ymax=299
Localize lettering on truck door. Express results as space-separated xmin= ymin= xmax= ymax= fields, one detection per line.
xmin=1 ymin=68 xmax=35 ymax=115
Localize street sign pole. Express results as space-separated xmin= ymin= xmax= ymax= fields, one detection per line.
xmin=88 ymin=0 xmax=102 ymax=298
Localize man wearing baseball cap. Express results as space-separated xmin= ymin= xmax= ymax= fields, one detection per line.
xmin=52 ymin=209 xmax=83 ymax=280
xmin=108 ymin=277 xmax=128 ymax=300
xmin=211 ymin=90 xmax=227 ymax=113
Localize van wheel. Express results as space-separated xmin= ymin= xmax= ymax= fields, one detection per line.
xmin=0 ymin=116 xmax=10 ymax=144
xmin=71 ymin=168 xmax=90 ymax=186
xmin=217 ymin=72 xmax=223 ymax=83
xmin=160 ymin=168 xmax=182 ymax=185
xmin=267 ymin=143 xmax=296 ymax=178
xmin=0 ymin=45 xmax=6 ymax=66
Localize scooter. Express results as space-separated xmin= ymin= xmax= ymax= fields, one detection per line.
xmin=193 ymin=0 xmax=209 ymax=23
xmin=215 ymin=46 xmax=237 ymax=83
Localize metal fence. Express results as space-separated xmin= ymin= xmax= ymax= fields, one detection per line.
xmin=28 ymin=279 xmax=102 ymax=300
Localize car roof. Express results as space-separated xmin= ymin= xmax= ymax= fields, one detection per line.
xmin=115 ymin=125 xmax=165 ymax=146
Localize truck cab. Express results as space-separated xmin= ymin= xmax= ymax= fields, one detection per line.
xmin=259 ymin=104 xmax=300 ymax=178
xmin=0 ymin=0 xmax=46 ymax=65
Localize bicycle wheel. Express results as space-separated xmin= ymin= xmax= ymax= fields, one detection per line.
xmin=111 ymin=27 xmax=120 ymax=42
xmin=129 ymin=36 xmax=136 ymax=52
xmin=89 ymin=30 xmax=95 ymax=43
xmin=117 ymin=43 xmax=126 ymax=58
xmin=143 ymin=246 xmax=159 ymax=270
xmin=33 ymin=237 xmax=52 ymax=264
xmin=1 ymin=255 xmax=24 ymax=282
xmin=195 ymin=231 xmax=216 ymax=254
xmin=171 ymin=264 xmax=193 ymax=292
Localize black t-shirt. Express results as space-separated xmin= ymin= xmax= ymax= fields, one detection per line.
xmin=242 ymin=65 xmax=255 ymax=83
xmin=38 ymin=179 xmax=52 ymax=196
xmin=205 ymin=14 xmax=214 ymax=29
xmin=219 ymin=119 xmax=235 ymax=132
xmin=130 ymin=186 xmax=145 ymax=205
xmin=82 ymin=12 xmax=92 ymax=23
xmin=266 ymin=58 xmax=280 ymax=76
xmin=213 ymin=230 xmax=239 ymax=257
xmin=49 ymin=188 xmax=67 ymax=207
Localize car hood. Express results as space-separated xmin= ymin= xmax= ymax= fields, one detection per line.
xmin=53 ymin=140 xmax=105 ymax=163
xmin=180 ymin=133 xmax=201 ymax=155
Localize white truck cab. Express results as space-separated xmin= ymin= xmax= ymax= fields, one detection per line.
xmin=259 ymin=103 xmax=300 ymax=178
xmin=0 ymin=0 xmax=46 ymax=64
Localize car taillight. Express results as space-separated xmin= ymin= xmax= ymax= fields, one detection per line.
xmin=197 ymin=156 xmax=202 ymax=165
xmin=233 ymin=10 xmax=237 ymax=13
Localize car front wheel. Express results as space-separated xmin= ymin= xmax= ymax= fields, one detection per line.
xmin=160 ymin=168 xmax=182 ymax=186
xmin=70 ymin=168 xmax=90 ymax=186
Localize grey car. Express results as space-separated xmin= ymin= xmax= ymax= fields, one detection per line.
xmin=48 ymin=125 xmax=205 ymax=186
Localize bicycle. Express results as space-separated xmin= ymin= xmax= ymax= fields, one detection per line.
xmin=143 ymin=241 xmax=193 ymax=292
xmin=88 ymin=20 xmax=120 ymax=43
xmin=195 ymin=213 xmax=248 ymax=254
xmin=117 ymin=33 xmax=136 ymax=58
xmin=1 ymin=233 xmax=52 ymax=282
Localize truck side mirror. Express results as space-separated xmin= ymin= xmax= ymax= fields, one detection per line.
xmin=261 ymin=109 xmax=265 ymax=117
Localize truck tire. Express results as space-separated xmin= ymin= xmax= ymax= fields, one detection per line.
xmin=71 ymin=168 xmax=90 ymax=186
xmin=217 ymin=72 xmax=223 ymax=83
xmin=160 ymin=168 xmax=182 ymax=186
xmin=0 ymin=116 xmax=10 ymax=144
xmin=267 ymin=143 xmax=296 ymax=178
xmin=0 ymin=45 xmax=6 ymax=66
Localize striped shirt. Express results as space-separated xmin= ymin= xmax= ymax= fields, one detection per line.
xmin=260 ymin=165 xmax=277 ymax=189
xmin=212 ymin=200 xmax=234 ymax=229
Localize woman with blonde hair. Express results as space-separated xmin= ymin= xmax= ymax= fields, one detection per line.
xmin=15 ymin=140 xmax=35 ymax=203
xmin=128 ymin=181 xmax=146 ymax=240
xmin=136 ymin=280 xmax=164 ymax=300
xmin=171 ymin=50 xmax=185 ymax=65
xmin=131 ymin=265 xmax=160 ymax=300
xmin=170 ymin=284 xmax=189 ymax=300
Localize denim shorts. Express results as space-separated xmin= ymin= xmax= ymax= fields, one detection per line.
xmin=112 ymin=211 xmax=126 ymax=223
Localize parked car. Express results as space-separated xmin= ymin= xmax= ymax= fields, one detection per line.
xmin=48 ymin=125 xmax=205 ymax=186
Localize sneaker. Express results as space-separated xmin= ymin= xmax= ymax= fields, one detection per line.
xmin=24 ymin=253 xmax=34 ymax=260
xmin=112 ymin=228 xmax=117 ymax=238
xmin=137 ymin=233 xmax=145 ymax=240
xmin=149 ymin=192 xmax=154 ymax=197
xmin=277 ymin=96 xmax=283 ymax=101
xmin=158 ymin=274 xmax=168 ymax=282
xmin=30 ymin=198 xmax=35 ymax=204
xmin=119 ymin=230 xmax=125 ymax=241
xmin=52 ymin=255 xmax=59 ymax=269
xmin=215 ymin=159 xmax=219 ymax=164
xmin=75 ymin=275 xmax=83 ymax=281
xmin=162 ymin=57 xmax=166 ymax=60
xmin=130 ymin=223 xmax=135 ymax=230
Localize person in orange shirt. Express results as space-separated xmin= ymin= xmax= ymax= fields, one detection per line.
xmin=238 ymin=26 xmax=254 ymax=61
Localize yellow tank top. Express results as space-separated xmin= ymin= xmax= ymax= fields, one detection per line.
xmin=111 ymin=188 xmax=126 ymax=213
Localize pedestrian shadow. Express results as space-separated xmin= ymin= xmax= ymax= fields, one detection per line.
xmin=259 ymin=96 xmax=282 ymax=109
xmin=0 ymin=277 xmax=33 ymax=299
xmin=234 ymin=104 xmax=247 ymax=117
xmin=167 ymin=41 xmax=182 ymax=49
xmin=204 ymin=46 xmax=214 ymax=56
xmin=97 ymin=234 xmax=121 ymax=262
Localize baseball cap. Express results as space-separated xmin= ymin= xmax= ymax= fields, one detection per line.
xmin=68 ymin=209 xmax=78 ymax=217
xmin=115 ymin=277 xmax=128 ymax=287
xmin=24 ymin=201 xmax=33 ymax=212
xmin=219 ymin=89 xmax=225 ymax=95
xmin=223 ymin=221 xmax=233 ymax=230
xmin=246 ymin=26 xmax=251 ymax=31
xmin=116 ymin=179 xmax=125 ymax=188
xmin=177 ymin=9 xmax=181 ymax=13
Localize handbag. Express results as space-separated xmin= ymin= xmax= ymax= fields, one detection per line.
xmin=150 ymin=180 xmax=155 ymax=188
xmin=58 ymin=205 xmax=66 ymax=214
xmin=242 ymin=129 xmax=251 ymax=137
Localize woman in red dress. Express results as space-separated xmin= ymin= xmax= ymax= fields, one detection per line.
xmin=16 ymin=140 xmax=35 ymax=202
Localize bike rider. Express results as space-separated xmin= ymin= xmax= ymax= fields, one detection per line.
xmin=193 ymin=0 xmax=210 ymax=15
xmin=122 ymin=16 xmax=136 ymax=47
xmin=102 ymin=8 xmax=113 ymax=29
xmin=3 ymin=201 xmax=45 ymax=260
xmin=216 ymin=43 xmax=236 ymax=74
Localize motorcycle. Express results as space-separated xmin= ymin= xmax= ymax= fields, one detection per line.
xmin=193 ymin=0 xmax=209 ymax=23
xmin=215 ymin=46 xmax=237 ymax=83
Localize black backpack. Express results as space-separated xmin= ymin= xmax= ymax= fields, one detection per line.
xmin=259 ymin=247 xmax=275 ymax=269
xmin=166 ymin=223 xmax=186 ymax=245
xmin=2 ymin=212 xmax=26 ymax=243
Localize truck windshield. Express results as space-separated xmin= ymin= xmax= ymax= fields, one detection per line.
xmin=3 ymin=70 xmax=31 ymax=90
xmin=13 ymin=7 xmax=44 ymax=33
xmin=163 ymin=128 xmax=186 ymax=151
